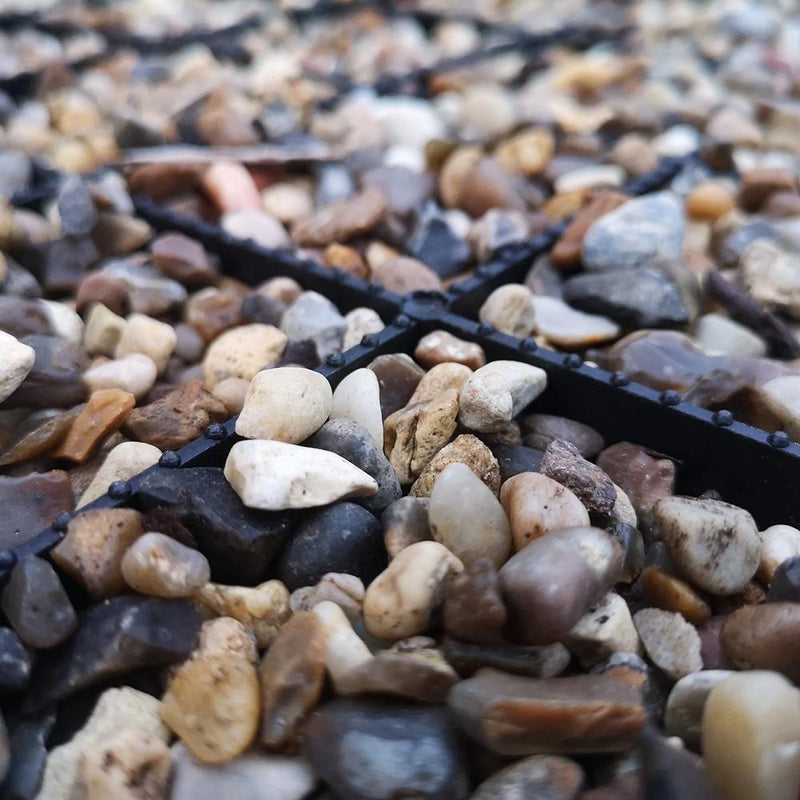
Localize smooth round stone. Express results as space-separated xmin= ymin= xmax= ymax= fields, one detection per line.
xmin=305 ymin=419 xmax=401 ymax=514
xmin=202 ymin=161 xmax=260 ymax=212
xmin=371 ymin=255 xmax=444 ymax=293
xmin=470 ymin=754 xmax=584 ymax=800
xmin=0 ymin=330 xmax=35 ymax=403
xmin=654 ymin=497 xmax=760 ymax=595
xmin=83 ymin=303 xmax=125 ymax=357
xmin=500 ymin=472 xmax=589 ymax=551
xmin=1 ymin=555 xmax=77 ymax=650
xmin=703 ymin=671 xmax=800 ymax=800
xmin=221 ymin=208 xmax=290 ymax=249
xmin=414 ymin=330 xmax=486 ymax=370
xmin=342 ymin=308 xmax=384 ymax=351
xmin=114 ymin=313 xmax=176 ymax=374
xmin=767 ymin=556 xmax=800 ymax=602
xmin=304 ymin=699 xmax=468 ymax=800
xmin=121 ymin=532 xmax=210 ymax=598
xmin=532 ymin=295 xmax=620 ymax=349
xmin=633 ymin=608 xmax=703 ymax=682
xmin=692 ymin=313 xmax=768 ymax=358
xmin=280 ymin=291 xmax=346 ymax=360
xmin=161 ymin=652 xmax=260 ymax=764
xmin=759 ymin=376 xmax=800 ymax=440
xmin=83 ymin=353 xmax=158 ymax=400
xmin=685 ymin=181 xmax=735 ymax=221
xmin=275 ymin=502 xmax=386 ymax=591
xmin=564 ymin=592 xmax=641 ymax=668
xmin=444 ymin=557 xmax=507 ymax=644
xmin=235 ymin=367 xmax=332 ymax=443
xmin=78 ymin=441 xmax=161 ymax=507
xmin=202 ymin=324 xmax=287 ymax=390
xmin=498 ymin=527 xmax=623 ymax=645
xmin=521 ymin=413 xmax=604 ymax=458
xmin=0 ymin=627 xmax=32 ymax=692
xmin=212 ymin=376 xmax=250 ymax=414
xmin=363 ymin=541 xmax=463 ymax=640
xmin=664 ymin=670 xmax=734 ymax=750
xmin=458 ymin=361 xmax=547 ymax=433
xmin=479 ymin=284 xmax=537 ymax=337
xmin=331 ymin=368 xmax=383 ymax=450
xmin=758 ymin=524 xmax=800 ymax=583
xmin=721 ymin=603 xmax=800 ymax=682
xmin=429 ymin=463 xmax=511 ymax=568
xmin=225 ymin=440 xmax=378 ymax=511
xmin=641 ymin=566 xmax=711 ymax=624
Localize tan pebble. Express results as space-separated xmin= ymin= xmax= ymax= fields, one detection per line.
xmin=115 ymin=313 xmax=177 ymax=374
xmin=211 ymin=376 xmax=250 ymax=415
xmin=83 ymin=303 xmax=126 ymax=357
xmin=197 ymin=617 xmax=258 ymax=664
xmin=122 ymin=532 xmax=210 ymax=598
xmin=642 ymin=566 xmax=711 ymax=624
xmin=759 ymin=524 xmax=800 ymax=584
xmin=634 ymin=607 xmax=703 ymax=682
xmin=410 ymin=433 xmax=500 ymax=497
xmin=371 ymin=256 xmax=444 ymax=294
xmin=564 ymin=592 xmax=641 ymax=667
xmin=408 ymin=362 xmax=472 ymax=406
xmin=494 ymin=128 xmax=554 ymax=176
xmin=256 ymin=276 xmax=302 ymax=306
xmin=439 ymin=146 xmax=483 ymax=208
xmin=479 ymin=284 xmax=536 ymax=337
xmin=685 ymin=181 xmax=735 ymax=221
xmin=290 ymin=572 xmax=365 ymax=622
xmin=202 ymin=324 xmax=287 ymax=390
xmin=323 ymin=243 xmax=369 ymax=279
xmin=78 ymin=442 xmax=161 ymax=507
xmin=414 ymin=330 xmax=486 ymax=370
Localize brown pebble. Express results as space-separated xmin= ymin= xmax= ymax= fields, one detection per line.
xmin=763 ymin=191 xmax=800 ymax=218
xmin=323 ymin=243 xmax=369 ymax=279
xmin=371 ymin=256 xmax=444 ymax=294
xmin=444 ymin=557 xmax=507 ymax=644
xmin=186 ymin=288 xmax=243 ymax=342
xmin=685 ymin=181 xmax=735 ymax=221
xmin=410 ymin=434 xmax=501 ymax=497
xmin=292 ymin=188 xmax=387 ymax=247
xmin=382 ymin=497 xmax=432 ymax=558
xmin=151 ymin=232 xmax=217 ymax=288
xmin=642 ymin=567 xmax=711 ymax=625
xmin=597 ymin=442 xmax=675 ymax=512
xmin=739 ymin=167 xmax=798 ymax=212
xmin=414 ymin=330 xmax=486 ymax=370
xmin=697 ymin=615 xmax=734 ymax=670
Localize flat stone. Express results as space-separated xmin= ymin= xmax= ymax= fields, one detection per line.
xmin=83 ymin=303 xmax=126 ymax=357
xmin=664 ymin=670 xmax=734 ymax=751
xmin=429 ymin=463 xmax=511 ymax=568
xmin=499 ymin=527 xmax=622 ymax=644
xmin=121 ymin=532 xmax=210 ymax=598
xmin=500 ymin=472 xmax=589 ymax=551
xmin=598 ymin=443 xmax=675 ymax=512
xmin=280 ymin=292 xmax=345 ymax=360
xmin=24 ymin=597 xmax=201 ymax=712
xmin=170 ymin=745 xmax=315 ymax=800
xmin=304 ymin=699 xmax=468 ymax=800
xmin=411 ymin=433 xmax=500 ymax=498
xmin=306 ymin=419 xmax=401 ymax=514
xmin=151 ymin=231 xmax=216 ymax=287
xmin=721 ymin=603 xmax=800 ymax=682
xmin=202 ymin=161 xmax=260 ymax=212
xmin=0 ymin=626 xmax=32 ymax=692
xmin=479 ymin=284 xmax=537 ymax=337
xmin=0 ymin=407 xmax=80 ymax=466
xmin=363 ymin=541 xmax=463 ymax=640
xmin=582 ymin=192 xmax=685 ymax=272
xmin=51 ymin=508 xmax=144 ymax=598
xmin=703 ymin=671 xmax=800 ymax=800
xmin=641 ymin=567 xmax=711 ymax=624
xmin=275 ymin=502 xmax=386 ymax=591
xmin=0 ymin=470 xmax=73 ymax=550
xmin=57 ymin=175 xmax=97 ymax=237
xmin=368 ymin=353 xmax=425 ymax=418
xmin=470 ymin=754 xmax=584 ymax=800
xmin=468 ymin=208 xmax=530 ymax=262
xmin=41 ymin=236 xmax=98 ymax=294
xmin=443 ymin=638 xmax=570 ymax=680
xmin=741 ymin=239 xmax=800 ymax=317
xmin=240 ymin=292 xmax=286 ymax=328
xmin=488 ymin=441 xmax=544 ymax=482
xmin=634 ymin=607 xmax=703 ymax=683
xmin=1 ymin=556 xmax=77 ymax=649
xmin=221 ymin=208 xmax=291 ymax=250
xmin=292 ymin=188 xmax=387 ymax=247
xmin=692 ymin=313 xmax=767 ymax=358
xmin=444 ymin=557 xmax=507 ymax=644
xmin=52 ymin=388 xmax=134 ymax=463
xmin=75 ymin=273 xmax=127 ymax=315
xmin=521 ymin=413 xmax=603 ymax=459
xmin=459 ymin=361 xmax=547 ymax=433
xmin=654 ymin=497 xmax=761 ymax=595
xmin=382 ymin=496 xmax=432 ymax=558
xmin=202 ymin=323 xmax=287 ymax=389
xmin=414 ymin=330 xmax=486 ymax=370
xmin=408 ymin=208 xmax=471 ymax=279
xmin=448 ymin=669 xmax=646 ymax=755
xmin=137 ymin=467 xmax=297 ymax=584
xmin=533 ymin=295 xmax=621 ymax=348
xmin=4 ymin=335 xmax=84 ymax=408
xmin=103 ymin=262 xmax=185 ymax=316
xmin=38 ymin=300 xmax=84 ymax=345
xmin=540 ymin=439 xmax=617 ymax=516
xmin=330 ymin=368 xmax=383 ymax=450
xmin=92 ymin=212 xmax=152 ymax=257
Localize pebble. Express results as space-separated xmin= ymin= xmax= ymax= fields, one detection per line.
xmin=414 ymin=330 xmax=486 ymax=370
xmin=500 ymin=472 xmax=589 ymax=551
xmin=1 ymin=556 xmax=77 ymax=649
xmin=469 ymin=208 xmax=529 ymax=261
xmin=202 ymin=324 xmax=287 ymax=389
xmin=664 ymin=670 xmax=733 ymax=750
xmin=292 ymin=188 xmax=387 ymax=247
xmin=121 ymin=531 xmax=210 ymax=597
xmin=114 ymin=312 xmax=176 ymax=374
xmin=0 ymin=470 xmax=73 ymax=550
xmin=39 ymin=300 xmax=83 ymax=345
xmin=83 ymin=303 xmax=125 ymax=357
xmin=26 ymin=597 xmax=201 ymax=711
xmin=553 ymin=191 xmax=628 ymax=269
xmin=685 ymin=181 xmax=735 ymax=221
xmin=478 ymin=284 xmax=537 ymax=337
xmin=703 ymin=671 xmax=800 ymax=800
xmin=371 ymin=255 xmax=444 ymax=293
xmin=654 ymin=496 xmax=761 ymax=595
xmin=408 ymin=207 xmax=471 ymax=278
xmin=598 ymin=442 xmax=675 ymax=512
xmin=458 ymin=360 xmax=547 ymax=433
xmin=641 ymin=566 xmax=711 ymax=624
xmin=304 ymin=699 xmax=468 ymax=800
xmin=540 ymin=438 xmax=617 ymax=516
xmin=276 ymin=502 xmax=386 ymax=591
xmin=78 ymin=441 xmax=161 ymax=507
xmin=151 ymin=231 xmax=216 ymax=287
xmin=170 ymin=745 xmax=315 ymax=800
xmin=225 ymin=439 xmax=377 ymax=510
xmin=202 ymin=161 xmax=260 ymax=212
xmin=582 ymin=192 xmax=685 ymax=272
xmin=212 ymin=376 xmax=250 ymax=414
xmin=0 ymin=627 xmax=32 ymax=692
xmin=4 ymin=711 xmax=53 ymax=800
xmin=443 ymin=638 xmax=571 ymax=680
xmin=741 ymin=239 xmax=800 ymax=317
xmin=633 ymin=608 xmax=703 ymax=682
xmin=470 ymin=754 xmax=584 ymax=800
xmin=161 ymin=651 xmax=260 ymax=764
xmin=290 ymin=572 xmax=364 ymax=622
xmin=409 ymin=362 xmax=472 ymax=405
xmin=0 ymin=298 xmax=51 ymax=338
xmin=411 ymin=433 xmax=501 ymax=498
xmin=739 ymin=167 xmax=798 ymax=212
xmin=767 ymin=556 xmax=800 ymax=602
xmin=757 ymin=524 xmax=800 ymax=583
xmin=448 ymin=669 xmax=646 ymax=755
xmin=220 ymin=208 xmax=291 ymax=249
xmin=522 ymin=413 xmax=604 ymax=458
xmin=258 ymin=611 xmax=326 ymax=748
xmin=83 ymin=352 xmax=158 ymax=399
xmin=342 ymin=307 xmax=384 ymax=350
xmin=443 ymin=557 xmax=507 ymax=644
xmin=363 ymin=541 xmax=463 ymax=640
xmin=692 ymin=313 xmax=768 ymax=358
xmin=759 ymin=375 xmax=800 ymax=440
xmin=564 ymin=592 xmax=641 ymax=667
xmin=186 ymin=288 xmax=243 ymax=342
xmin=532 ymin=295 xmax=621 ymax=348
xmin=235 ymin=367 xmax=332 ymax=443
xmin=312 ymin=601 xmax=373 ymax=691
xmin=280 ymin=291 xmax=345 ymax=360
xmin=330 ymin=368 xmax=383 ymax=449
xmin=76 ymin=274 xmax=127 ymax=315
xmin=82 ymin=727 xmax=172 ymax=800
xmin=429 ymin=462 xmax=511 ymax=568
xmin=194 ymin=580 xmax=290 ymax=648
xmin=499 ymin=527 xmax=622 ymax=644
xmin=104 ymin=262 xmax=185 ymax=316
xmin=382 ymin=496 xmax=432 ymax=558
xmin=721 ymin=603 xmax=800 ymax=681
xmin=51 ymin=508 xmax=144 ymax=598
xmin=369 ymin=353 xmax=424 ymax=418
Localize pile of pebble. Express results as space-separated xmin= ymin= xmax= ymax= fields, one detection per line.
xmin=2 ymin=329 xmax=800 ymax=800
xmin=0 ymin=171 xmax=383 ymax=550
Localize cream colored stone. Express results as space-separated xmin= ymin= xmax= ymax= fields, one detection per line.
xmin=82 ymin=353 xmax=158 ymax=400
xmin=342 ymin=308 xmax=384 ymax=351
xmin=363 ymin=541 xmax=463 ymax=639
xmin=261 ymin=182 xmax=314 ymax=224
xmin=83 ymin=304 xmax=126 ymax=357
xmin=115 ymin=313 xmax=177 ymax=374
xmin=693 ymin=313 xmax=767 ymax=358
xmin=193 ymin=580 xmax=290 ymax=648
xmin=0 ymin=331 xmax=35 ymax=403
xmin=211 ymin=376 xmax=251 ymax=415
xmin=759 ymin=376 xmax=800 ymax=441
xmin=458 ymin=361 xmax=547 ymax=433
xmin=408 ymin=363 xmax=472 ymax=406
xmin=330 ymin=368 xmax=383 ymax=449
xmin=479 ymin=284 xmax=536 ymax=337
xmin=257 ymin=277 xmax=302 ymax=306
xmin=532 ymin=296 xmax=620 ymax=348
xmin=564 ymin=592 xmax=641 ymax=667
xmin=554 ymin=165 xmax=625 ymax=194
xmin=664 ymin=670 xmax=733 ymax=750
xmin=197 ymin=617 xmax=258 ymax=665
xmin=312 ymin=600 xmax=373 ymax=691
xmin=202 ymin=324 xmax=287 ymax=389
xmin=758 ymin=524 xmax=800 ymax=584
xmin=634 ymin=607 xmax=703 ymax=682
xmin=77 ymin=442 xmax=161 ymax=507
xmin=290 ymin=573 xmax=365 ymax=623
xmin=122 ymin=532 xmax=210 ymax=598
xmin=235 ymin=367 xmax=332 ymax=443
xmin=40 ymin=300 xmax=84 ymax=345
xmin=224 ymin=440 xmax=377 ymax=510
